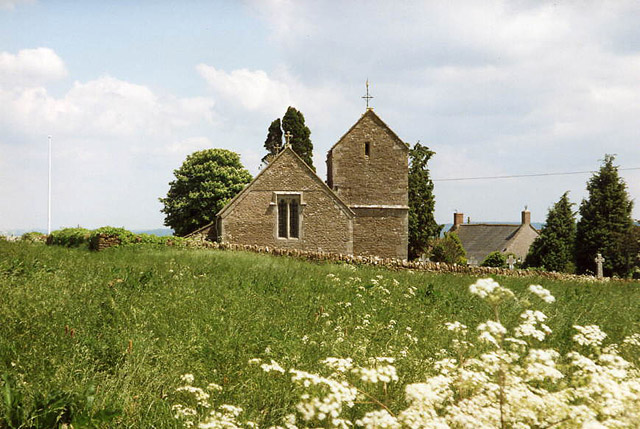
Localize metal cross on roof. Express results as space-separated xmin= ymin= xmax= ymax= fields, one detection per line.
xmin=362 ymin=79 xmax=373 ymax=109
xmin=284 ymin=131 xmax=293 ymax=148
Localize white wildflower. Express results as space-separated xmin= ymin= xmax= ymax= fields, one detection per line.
xmin=528 ymin=284 xmax=556 ymax=303
xmin=322 ymin=357 xmax=353 ymax=373
xmin=261 ymin=359 xmax=286 ymax=374
xmin=445 ymin=321 xmax=468 ymax=334
xmin=181 ymin=373 xmax=195 ymax=384
xmin=573 ymin=325 xmax=607 ymax=347
xmin=356 ymin=409 xmax=400 ymax=428
xmin=469 ymin=278 xmax=500 ymax=298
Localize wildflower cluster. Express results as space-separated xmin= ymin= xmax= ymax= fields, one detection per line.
xmin=172 ymin=278 xmax=640 ymax=428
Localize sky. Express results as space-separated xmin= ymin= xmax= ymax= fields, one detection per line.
xmin=1 ymin=0 xmax=639 ymax=233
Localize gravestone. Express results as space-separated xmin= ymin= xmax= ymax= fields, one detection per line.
xmin=595 ymin=253 xmax=604 ymax=279
xmin=507 ymin=254 xmax=516 ymax=270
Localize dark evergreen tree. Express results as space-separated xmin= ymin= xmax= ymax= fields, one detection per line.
xmin=575 ymin=155 xmax=635 ymax=277
xmin=524 ymin=192 xmax=576 ymax=273
xmin=160 ymin=149 xmax=252 ymax=236
xmin=262 ymin=118 xmax=283 ymax=165
xmin=281 ymin=106 xmax=314 ymax=170
xmin=408 ymin=142 xmax=442 ymax=259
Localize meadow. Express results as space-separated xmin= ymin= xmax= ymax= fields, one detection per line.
xmin=1 ymin=241 xmax=640 ymax=427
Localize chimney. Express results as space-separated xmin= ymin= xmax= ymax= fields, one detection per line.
xmin=454 ymin=212 xmax=464 ymax=228
xmin=521 ymin=209 xmax=531 ymax=225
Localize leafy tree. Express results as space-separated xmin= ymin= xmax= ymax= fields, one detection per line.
xmin=282 ymin=106 xmax=314 ymax=170
xmin=160 ymin=149 xmax=252 ymax=236
xmin=481 ymin=251 xmax=507 ymax=268
xmin=262 ymin=118 xmax=283 ymax=165
xmin=430 ymin=232 xmax=466 ymax=265
xmin=524 ymin=192 xmax=576 ymax=273
xmin=408 ymin=142 xmax=442 ymax=259
xmin=575 ymin=155 xmax=635 ymax=277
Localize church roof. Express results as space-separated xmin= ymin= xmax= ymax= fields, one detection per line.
xmin=217 ymin=145 xmax=355 ymax=219
xmin=328 ymin=109 xmax=410 ymax=154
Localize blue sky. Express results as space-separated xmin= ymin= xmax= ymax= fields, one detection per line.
xmin=1 ymin=0 xmax=639 ymax=232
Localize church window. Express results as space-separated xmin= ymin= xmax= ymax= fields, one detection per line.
xmin=278 ymin=199 xmax=288 ymax=238
xmin=289 ymin=199 xmax=299 ymax=238
xmin=364 ymin=142 xmax=370 ymax=158
xmin=276 ymin=194 xmax=301 ymax=239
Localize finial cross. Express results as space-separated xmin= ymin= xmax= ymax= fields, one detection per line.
xmin=284 ymin=131 xmax=293 ymax=147
xmin=362 ymin=79 xmax=373 ymax=109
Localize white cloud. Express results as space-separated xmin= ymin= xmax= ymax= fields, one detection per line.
xmin=0 ymin=0 xmax=33 ymax=10
xmin=196 ymin=64 xmax=293 ymax=115
xmin=0 ymin=48 xmax=67 ymax=86
xmin=0 ymin=75 xmax=215 ymax=139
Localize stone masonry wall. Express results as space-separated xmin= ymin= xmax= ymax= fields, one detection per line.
xmin=329 ymin=111 xmax=408 ymax=207
xmin=220 ymin=149 xmax=354 ymax=254
xmin=353 ymin=207 xmax=408 ymax=260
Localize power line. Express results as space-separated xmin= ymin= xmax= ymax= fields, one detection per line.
xmin=433 ymin=167 xmax=640 ymax=182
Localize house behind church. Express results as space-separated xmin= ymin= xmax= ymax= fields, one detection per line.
xmin=449 ymin=210 xmax=539 ymax=265
xmin=214 ymin=109 xmax=409 ymax=260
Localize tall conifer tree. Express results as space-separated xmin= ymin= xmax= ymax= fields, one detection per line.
xmin=262 ymin=118 xmax=283 ymax=164
xmin=575 ymin=155 xmax=635 ymax=276
xmin=524 ymin=192 xmax=576 ymax=272
xmin=408 ymin=142 xmax=442 ymax=259
xmin=282 ymin=106 xmax=314 ymax=170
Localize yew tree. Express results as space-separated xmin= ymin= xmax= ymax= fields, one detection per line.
xmin=408 ymin=142 xmax=442 ymax=259
xmin=575 ymin=155 xmax=635 ymax=277
xmin=160 ymin=149 xmax=252 ymax=236
xmin=282 ymin=107 xmax=314 ymax=170
xmin=524 ymin=192 xmax=576 ymax=273
xmin=262 ymin=118 xmax=283 ymax=165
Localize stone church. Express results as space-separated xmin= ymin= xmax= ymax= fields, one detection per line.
xmin=214 ymin=108 xmax=409 ymax=259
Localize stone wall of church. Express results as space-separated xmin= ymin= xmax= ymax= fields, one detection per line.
xmin=328 ymin=112 xmax=408 ymax=207
xmin=352 ymin=207 xmax=408 ymax=260
xmin=219 ymin=150 xmax=354 ymax=254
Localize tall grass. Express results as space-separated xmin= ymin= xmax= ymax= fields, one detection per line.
xmin=1 ymin=241 xmax=639 ymax=427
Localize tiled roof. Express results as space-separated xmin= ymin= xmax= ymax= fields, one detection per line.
xmin=452 ymin=224 xmax=521 ymax=264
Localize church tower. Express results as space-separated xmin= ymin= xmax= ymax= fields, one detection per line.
xmin=326 ymin=108 xmax=409 ymax=259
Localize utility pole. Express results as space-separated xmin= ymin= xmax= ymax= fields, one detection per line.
xmin=48 ymin=135 xmax=52 ymax=235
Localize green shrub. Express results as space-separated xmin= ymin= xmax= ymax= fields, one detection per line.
xmin=88 ymin=227 xmax=136 ymax=250
xmin=429 ymin=232 xmax=466 ymax=265
xmin=46 ymin=228 xmax=91 ymax=247
xmin=21 ymin=231 xmax=46 ymax=243
xmin=481 ymin=251 xmax=507 ymax=268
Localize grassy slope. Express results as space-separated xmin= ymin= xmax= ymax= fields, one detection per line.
xmin=1 ymin=242 xmax=639 ymax=427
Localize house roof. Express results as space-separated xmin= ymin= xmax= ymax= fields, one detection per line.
xmin=328 ymin=109 xmax=410 ymax=154
xmin=451 ymin=223 xmax=538 ymax=264
xmin=217 ymin=145 xmax=355 ymax=219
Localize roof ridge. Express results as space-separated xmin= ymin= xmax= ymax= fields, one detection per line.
xmin=218 ymin=146 xmax=355 ymax=218
xmin=328 ymin=109 xmax=409 ymax=154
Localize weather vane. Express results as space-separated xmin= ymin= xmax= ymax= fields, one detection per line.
xmin=362 ymin=79 xmax=373 ymax=109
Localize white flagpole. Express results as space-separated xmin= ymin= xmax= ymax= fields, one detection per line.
xmin=48 ymin=135 xmax=52 ymax=235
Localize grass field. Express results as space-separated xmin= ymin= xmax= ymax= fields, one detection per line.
xmin=1 ymin=241 xmax=639 ymax=427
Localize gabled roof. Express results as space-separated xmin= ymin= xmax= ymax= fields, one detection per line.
xmin=217 ymin=146 xmax=355 ymax=219
xmin=451 ymin=223 xmax=538 ymax=263
xmin=328 ymin=109 xmax=410 ymax=154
